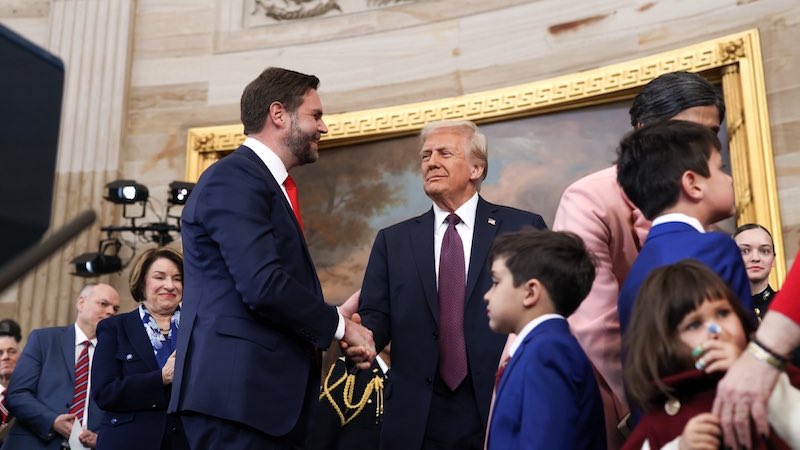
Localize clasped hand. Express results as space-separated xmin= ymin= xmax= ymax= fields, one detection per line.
xmin=340 ymin=313 xmax=376 ymax=370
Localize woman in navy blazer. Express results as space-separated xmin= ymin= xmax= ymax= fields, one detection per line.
xmin=91 ymin=248 xmax=189 ymax=450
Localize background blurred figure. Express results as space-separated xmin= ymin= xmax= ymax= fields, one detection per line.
xmin=92 ymin=248 xmax=189 ymax=450
xmin=3 ymin=283 xmax=120 ymax=450
xmin=733 ymin=224 xmax=777 ymax=319
xmin=0 ymin=319 xmax=21 ymax=444
xmin=0 ymin=319 xmax=21 ymax=388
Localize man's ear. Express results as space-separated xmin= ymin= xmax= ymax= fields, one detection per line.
xmin=681 ymin=170 xmax=705 ymax=202
xmin=521 ymin=279 xmax=542 ymax=308
xmin=268 ymin=101 xmax=287 ymax=129
xmin=469 ymin=162 xmax=485 ymax=182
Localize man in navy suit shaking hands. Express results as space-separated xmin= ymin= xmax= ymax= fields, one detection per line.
xmin=170 ymin=67 xmax=375 ymax=449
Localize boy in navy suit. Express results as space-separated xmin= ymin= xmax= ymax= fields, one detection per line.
xmin=616 ymin=120 xmax=752 ymax=336
xmin=484 ymin=230 xmax=605 ymax=449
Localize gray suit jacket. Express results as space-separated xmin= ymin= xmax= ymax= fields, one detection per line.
xmin=2 ymin=325 xmax=102 ymax=450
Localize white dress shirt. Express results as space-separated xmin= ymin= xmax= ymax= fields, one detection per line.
xmin=651 ymin=212 xmax=705 ymax=233
xmin=508 ymin=314 xmax=564 ymax=358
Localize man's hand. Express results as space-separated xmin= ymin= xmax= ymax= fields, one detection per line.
xmin=679 ymin=413 xmax=720 ymax=450
xmin=339 ymin=289 xmax=361 ymax=319
xmin=161 ymin=351 xmax=177 ymax=385
xmin=52 ymin=413 xmax=75 ymax=438
xmin=340 ymin=313 xmax=375 ymax=369
xmin=712 ymin=350 xmax=780 ymax=449
xmin=79 ymin=429 xmax=98 ymax=448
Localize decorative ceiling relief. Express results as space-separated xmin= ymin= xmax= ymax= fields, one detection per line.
xmin=250 ymin=0 xmax=414 ymax=23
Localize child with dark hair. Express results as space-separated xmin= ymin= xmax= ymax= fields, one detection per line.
xmin=484 ymin=229 xmax=605 ymax=449
xmin=623 ymin=260 xmax=800 ymax=449
xmin=616 ymin=120 xmax=752 ymax=335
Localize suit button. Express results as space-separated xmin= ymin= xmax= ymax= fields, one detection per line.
xmin=110 ymin=418 xmax=118 ymax=425
xmin=125 ymin=353 xmax=133 ymax=361
xmin=432 ymin=331 xmax=438 ymax=341
xmin=425 ymin=377 xmax=432 ymax=385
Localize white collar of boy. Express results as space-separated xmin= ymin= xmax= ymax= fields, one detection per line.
xmin=509 ymin=314 xmax=564 ymax=358
xmin=432 ymin=192 xmax=479 ymax=229
xmin=651 ymin=213 xmax=705 ymax=233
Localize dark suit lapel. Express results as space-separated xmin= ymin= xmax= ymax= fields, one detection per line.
xmin=61 ymin=325 xmax=76 ymax=382
xmin=466 ymin=197 xmax=499 ymax=303
xmin=122 ymin=309 xmax=160 ymax=371
xmin=239 ymin=146 xmax=321 ymax=293
xmin=411 ymin=209 xmax=439 ymax=324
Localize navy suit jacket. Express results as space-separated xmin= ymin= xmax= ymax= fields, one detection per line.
xmin=359 ymin=197 xmax=546 ymax=450
xmin=169 ymin=145 xmax=339 ymax=437
xmin=618 ymin=221 xmax=753 ymax=335
xmin=488 ymin=319 xmax=605 ymax=450
xmin=2 ymin=326 xmax=102 ymax=450
xmin=92 ymin=310 xmax=187 ymax=450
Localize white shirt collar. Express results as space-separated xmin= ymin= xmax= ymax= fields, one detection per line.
xmin=508 ymin=314 xmax=564 ymax=358
xmin=432 ymin=192 xmax=479 ymax=228
xmin=651 ymin=213 xmax=705 ymax=233
xmin=243 ymin=137 xmax=288 ymax=186
xmin=73 ymin=322 xmax=96 ymax=347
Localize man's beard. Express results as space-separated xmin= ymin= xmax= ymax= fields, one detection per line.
xmin=284 ymin=114 xmax=319 ymax=165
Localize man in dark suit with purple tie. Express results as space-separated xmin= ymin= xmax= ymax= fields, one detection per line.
xmin=169 ymin=67 xmax=375 ymax=449
xmin=359 ymin=120 xmax=546 ymax=450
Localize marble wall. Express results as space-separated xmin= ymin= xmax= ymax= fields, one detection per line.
xmin=2 ymin=0 xmax=799 ymax=331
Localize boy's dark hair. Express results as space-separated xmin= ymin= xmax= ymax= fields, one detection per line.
xmin=0 ymin=318 xmax=21 ymax=342
xmin=488 ymin=229 xmax=596 ymax=317
xmin=616 ymin=120 xmax=722 ymax=220
xmin=629 ymin=71 xmax=725 ymax=127
xmin=241 ymin=67 xmax=320 ymax=135
xmin=624 ymin=259 xmax=756 ymax=410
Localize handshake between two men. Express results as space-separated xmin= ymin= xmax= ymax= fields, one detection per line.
xmin=337 ymin=290 xmax=376 ymax=370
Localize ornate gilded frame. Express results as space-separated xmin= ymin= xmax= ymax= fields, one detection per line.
xmin=186 ymin=29 xmax=785 ymax=286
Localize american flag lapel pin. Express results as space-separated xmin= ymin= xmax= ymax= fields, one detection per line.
xmin=488 ymin=218 xmax=496 ymax=226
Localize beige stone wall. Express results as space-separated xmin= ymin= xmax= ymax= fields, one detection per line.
xmin=2 ymin=0 xmax=799 ymax=331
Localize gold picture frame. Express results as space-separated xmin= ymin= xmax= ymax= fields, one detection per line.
xmin=185 ymin=28 xmax=784 ymax=287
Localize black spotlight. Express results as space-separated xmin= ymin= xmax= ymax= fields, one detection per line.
xmin=71 ymin=239 xmax=122 ymax=277
xmin=105 ymin=179 xmax=149 ymax=204
xmin=168 ymin=181 xmax=195 ymax=205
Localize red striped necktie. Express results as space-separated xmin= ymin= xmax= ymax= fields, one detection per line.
xmin=69 ymin=340 xmax=91 ymax=423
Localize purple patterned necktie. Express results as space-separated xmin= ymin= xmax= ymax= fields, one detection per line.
xmin=438 ymin=213 xmax=468 ymax=390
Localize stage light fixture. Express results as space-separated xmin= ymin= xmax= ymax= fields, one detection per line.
xmin=105 ymin=179 xmax=149 ymax=204
xmin=168 ymin=181 xmax=195 ymax=205
xmin=71 ymin=239 xmax=122 ymax=277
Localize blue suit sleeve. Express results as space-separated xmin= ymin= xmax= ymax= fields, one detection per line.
xmin=91 ymin=319 xmax=168 ymax=412
xmin=5 ymin=330 xmax=60 ymax=441
xmin=701 ymin=233 xmax=753 ymax=310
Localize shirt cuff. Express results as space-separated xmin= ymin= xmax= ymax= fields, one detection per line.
xmin=334 ymin=308 xmax=345 ymax=340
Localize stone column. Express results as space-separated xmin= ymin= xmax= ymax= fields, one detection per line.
xmin=14 ymin=0 xmax=135 ymax=335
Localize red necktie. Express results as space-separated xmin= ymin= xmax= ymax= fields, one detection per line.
xmin=438 ymin=213 xmax=468 ymax=390
xmin=0 ymin=391 xmax=9 ymax=424
xmin=69 ymin=341 xmax=90 ymax=423
xmin=284 ymin=175 xmax=304 ymax=232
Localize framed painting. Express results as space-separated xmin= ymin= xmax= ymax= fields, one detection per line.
xmin=185 ymin=28 xmax=784 ymax=301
